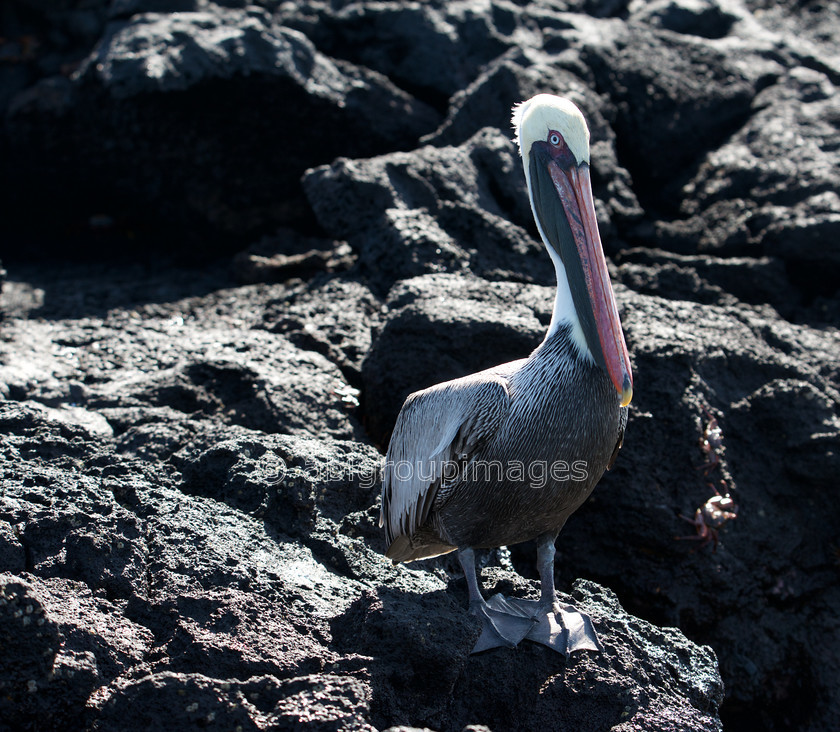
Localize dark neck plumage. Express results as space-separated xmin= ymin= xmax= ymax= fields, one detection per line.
xmin=532 ymin=321 xmax=586 ymax=365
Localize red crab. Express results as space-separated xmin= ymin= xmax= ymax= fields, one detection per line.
xmin=697 ymin=406 xmax=724 ymax=476
xmin=677 ymin=482 xmax=739 ymax=550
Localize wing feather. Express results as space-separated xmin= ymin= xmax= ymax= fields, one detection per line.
xmin=380 ymin=372 xmax=512 ymax=553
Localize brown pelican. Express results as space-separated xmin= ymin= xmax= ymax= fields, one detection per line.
xmin=380 ymin=95 xmax=633 ymax=654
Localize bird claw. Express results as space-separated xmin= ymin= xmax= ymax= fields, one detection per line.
xmin=472 ymin=595 xmax=602 ymax=656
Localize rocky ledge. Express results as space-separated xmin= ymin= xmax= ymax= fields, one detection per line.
xmin=2 ymin=1 xmax=839 ymax=730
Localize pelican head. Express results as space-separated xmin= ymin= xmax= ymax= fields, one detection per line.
xmin=513 ymin=94 xmax=633 ymax=407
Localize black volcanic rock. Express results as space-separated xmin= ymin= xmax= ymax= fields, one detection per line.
xmin=304 ymin=127 xmax=553 ymax=294
xmin=362 ymin=273 xmax=549 ymax=445
xmin=0 ymin=575 xmax=62 ymax=726
xmin=0 ymin=361 xmax=723 ymax=731
xmin=614 ymin=248 xmax=801 ymax=313
xmin=259 ymin=275 xmax=383 ymax=384
xmin=659 ymin=67 xmax=840 ymax=295
xmin=341 ymin=578 xmax=723 ymax=731
xmin=278 ymin=0 xmax=531 ymax=103
xmin=89 ymin=671 xmax=377 ymax=731
xmin=3 ymin=6 xmax=439 ymax=251
xmin=630 ymin=0 xmax=737 ymax=38
xmin=0 ymin=264 xmax=364 ymax=442
xmin=572 ymin=14 xmax=771 ymax=192
xmin=552 ymin=289 xmax=840 ymax=730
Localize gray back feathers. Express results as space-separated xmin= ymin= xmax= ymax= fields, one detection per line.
xmin=380 ymin=369 xmax=512 ymax=549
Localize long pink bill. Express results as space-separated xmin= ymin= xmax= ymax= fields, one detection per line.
xmin=549 ymin=161 xmax=633 ymax=406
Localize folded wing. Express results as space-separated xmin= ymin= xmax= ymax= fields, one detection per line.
xmin=381 ymin=372 xmax=512 ymax=561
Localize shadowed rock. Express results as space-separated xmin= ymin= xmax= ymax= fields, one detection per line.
xmin=304 ymin=128 xmax=552 ymax=294
xmin=362 ymin=273 xmax=548 ymax=445
xmin=0 ymin=389 xmax=723 ymax=731
xmin=658 ymin=67 xmax=840 ymax=296
xmin=3 ymin=6 xmax=439 ymax=250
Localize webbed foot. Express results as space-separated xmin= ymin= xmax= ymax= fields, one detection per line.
xmin=500 ymin=597 xmax=602 ymax=656
xmin=469 ymin=595 xmax=538 ymax=653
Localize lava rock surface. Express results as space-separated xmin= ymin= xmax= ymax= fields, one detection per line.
xmin=2 ymin=0 xmax=840 ymax=730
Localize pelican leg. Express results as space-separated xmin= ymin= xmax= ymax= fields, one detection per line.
xmin=504 ymin=534 xmax=603 ymax=656
xmin=458 ymin=548 xmax=536 ymax=653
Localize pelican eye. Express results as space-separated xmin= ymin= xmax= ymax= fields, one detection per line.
xmin=549 ymin=132 xmax=561 ymax=146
